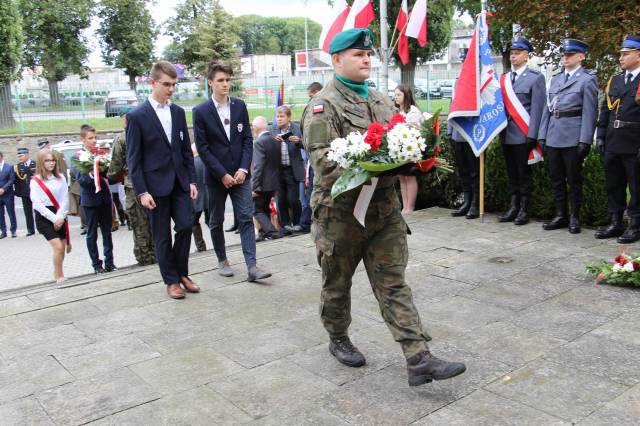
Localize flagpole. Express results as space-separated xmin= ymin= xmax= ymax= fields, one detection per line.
xmin=479 ymin=0 xmax=487 ymax=222
xmin=380 ymin=0 xmax=389 ymax=95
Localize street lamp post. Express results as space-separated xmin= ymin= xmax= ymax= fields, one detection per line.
xmin=303 ymin=0 xmax=310 ymax=78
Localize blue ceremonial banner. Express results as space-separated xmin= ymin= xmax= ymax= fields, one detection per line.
xmin=448 ymin=12 xmax=507 ymax=157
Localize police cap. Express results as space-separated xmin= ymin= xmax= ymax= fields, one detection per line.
xmin=510 ymin=36 xmax=533 ymax=53
xmin=620 ymin=35 xmax=640 ymax=52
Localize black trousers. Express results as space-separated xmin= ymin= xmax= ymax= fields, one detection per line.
xmin=20 ymin=196 xmax=35 ymax=233
xmin=502 ymin=143 xmax=533 ymax=197
xmin=454 ymin=142 xmax=480 ymax=194
xmin=546 ymin=146 xmax=583 ymax=206
xmin=278 ymin=166 xmax=301 ymax=226
xmin=254 ymin=191 xmax=278 ymax=236
xmin=603 ymin=152 xmax=640 ymax=218
xmin=84 ymin=204 xmax=114 ymax=269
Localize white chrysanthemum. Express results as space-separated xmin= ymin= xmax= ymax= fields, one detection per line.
xmin=613 ymin=263 xmax=623 ymax=272
xmin=78 ymin=151 xmax=92 ymax=161
xmin=623 ymin=262 xmax=635 ymax=272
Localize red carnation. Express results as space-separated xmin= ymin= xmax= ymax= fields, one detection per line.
xmin=632 ymin=261 xmax=639 ymax=270
xmin=365 ymin=122 xmax=384 ymax=152
xmin=386 ymin=113 xmax=406 ymax=131
xmin=615 ymin=255 xmax=628 ymax=265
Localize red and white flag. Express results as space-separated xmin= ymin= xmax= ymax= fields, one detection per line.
xmin=406 ymin=0 xmax=428 ymax=47
xmin=344 ymin=0 xmax=375 ymax=29
xmin=395 ymin=0 xmax=410 ymax=64
xmin=318 ymin=0 xmax=351 ymax=56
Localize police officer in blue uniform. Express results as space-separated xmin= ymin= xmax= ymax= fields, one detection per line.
xmin=499 ymin=36 xmax=547 ymax=225
xmin=538 ymin=39 xmax=598 ymax=234
xmin=595 ymin=35 xmax=640 ymax=243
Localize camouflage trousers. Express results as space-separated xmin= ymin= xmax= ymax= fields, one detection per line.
xmin=312 ymin=200 xmax=431 ymax=359
xmin=125 ymin=187 xmax=156 ymax=266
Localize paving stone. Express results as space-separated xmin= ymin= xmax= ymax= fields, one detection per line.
xmin=143 ymin=292 xmax=227 ymax=323
xmin=578 ymin=383 xmax=640 ymax=426
xmin=0 ymin=316 xmax=28 ymax=340
xmin=0 ymin=396 xmax=55 ymax=426
xmin=90 ymin=385 xmax=252 ymax=426
xmin=250 ymin=403 xmax=350 ymax=425
xmin=543 ymin=333 xmax=640 ymax=386
xmin=36 ymin=367 xmax=160 ymax=426
xmin=550 ymin=285 xmax=640 ymax=319
xmin=0 ymin=296 xmax=38 ymax=318
xmin=485 ymin=359 xmax=629 ymax=423
xmin=406 ymin=274 xmax=474 ymax=302
xmin=455 ymin=321 xmax=567 ymax=367
xmin=54 ymin=334 xmax=161 ymax=378
xmin=129 ymin=344 xmax=244 ymax=395
xmin=89 ymin=284 xmax=168 ymax=313
xmin=434 ymin=256 xmax=533 ymax=286
xmin=0 ymin=324 xmax=93 ymax=363
xmin=465 ymin=279 xmax=557 ymax=311
xmin=414 ymin=296 xmax=512 ymax=334
xmin=0 ymin=355 xmax=73 ymax=404
xmin=209 ymin=359 xmax=337 ymax=419
xmin=589 ymin=311 xmax=640 ymax=345
xmin=412 ymin=389 xmax=569 ymax=425
xmin=279 ymin=311 xmax=379 ymax=346
xmin=74 ymin=306 xmax=165 ymax=340
xmin=16 ymin=300 xmax=103 ymax=331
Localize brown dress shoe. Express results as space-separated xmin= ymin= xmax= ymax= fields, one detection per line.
xmin=166 ymin=283 xmax=185 ymax=299
xmin=180 ymin=276 xmax=200 ymax=293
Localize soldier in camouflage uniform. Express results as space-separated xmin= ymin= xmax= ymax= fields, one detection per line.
xmin=107 ymin=113 xmax=156 ymax=266
xmin=301 ymin=28 xmax=466 ymax=386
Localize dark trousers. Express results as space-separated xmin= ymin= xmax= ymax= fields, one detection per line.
xmin=0 ymin=195 xmax=17 ymax=234
xmin=254 ymin=191 xmax=278 ymax=236
xmin=546 ymin=146 xmax=582 ymax=206
xmin=20 ymin=196 xmax=35 ymax=233
xmin=207 ymin=179 xmax=256 ymax=267
xmin=192 ymin=209 xmax=209 ymax=252
xmin=84 ymin=203 xmax=114 ymax=269
xmin=112 ymin=191 xmax=126 ymax=224
xmin=299 ymin=166 xmax=314 ymax=231
xmin=147 ymin=183 xmax=192 ymax=284
xmin=502 ymin=143 xmax=533 ymax=197
xmin=604 ymin=152 xmax=640 ymax=218
xmin=278 ymin=166 xmax=301 ymax=226
xmin=454 ymin=142 xmax=480 ymax=194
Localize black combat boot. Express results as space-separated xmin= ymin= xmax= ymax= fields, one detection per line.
xmin=514 ymin=196 xmax=530 ymax=225
xmin=617 ymin=217 xmax=640 ymax=244
xmin=406 ymin=350 xmax=467 ymax=386
xmin=329 ymin=337 xmax=366 ymax=367
xmin=466 ymin=192 xmax=479 ymax=219
xmin=543 ymin=201 xmax=569 ymax=230
xmin=451 ymin=192 xmax=472 ymax=217
xmin=595 ymin=213 xmax=625 ymax=239
xmin=498 ymin=195 xmax=520 ymax=222
xmin=569 ymin=204 xmax=581 ymax=234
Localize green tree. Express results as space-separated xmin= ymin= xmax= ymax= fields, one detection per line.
xmin=98 ymin=0 xmax=157 ymax=90
xmin=194 ymin=0 xmax=239 ymax=74
xmin=165 ymin=0 xmax=211 ymax=68
xmin=21 ymin=0 xmax=94 ymax=106
xmin=0 ymin=0 xmax=22 ymax=128
xmin=161 ymin=41 xmax=183 ymax=64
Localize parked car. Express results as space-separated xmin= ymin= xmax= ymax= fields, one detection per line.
xmin=414 ymin=78 xmax=442 ymax=99
xmin=104 ymin=90 xmax=139 ymax=117
xmin=438 ymin=80 xmax=455 ymax=98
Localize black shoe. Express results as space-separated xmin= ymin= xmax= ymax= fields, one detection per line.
xmin=595 ymin=213 xmax=625 ymax=239
xmin=80 ymin=228 xmax=87 ymax=235
xmin=465 ymin=192 xmax=479 ymax=219
xmin=514 ymin=196 xmax=530 ymax=226
xmin=617 ymin=218 xmax=640 ymax=244
xmin=0 ymin=233 xmax=6 ymax=239
xmin=225 ymin=224 xmax=238 ymax=232
xmin=569 ymin=204 xmax=581 ymax=234
xmin=406 ymin=350 xmax=467 ymax=386
xmin=26 ymin=231 xmax=35 ymax=236
xmin=94 ymin=266 xmax=106 ymax=274
xmin=543 ymin=203 xmax=569 ymax=230
xmin=11 ymin=233 xmax=17 ymax=238
xmin=104 ymin=265 xmax=118 ymax=273
xmin=329 ymin=337 xmax=366 ymax=367
xmin=498 ymin=195 xmax=520 ymax=222
xmin=451 ymin=192 xmax=472 ymax=217
xmin=127 ymin=223 xmax=132 ymax=231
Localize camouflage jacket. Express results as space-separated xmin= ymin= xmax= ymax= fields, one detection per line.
xmin=301 ymin=77 xmax=398 ymax=211
xmin=107 ymin=132 xmax=132 ymax=188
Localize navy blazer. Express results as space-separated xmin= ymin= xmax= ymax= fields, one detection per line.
xmin=126 ymin=100 xmax=196 ymax=197
xmin=0 ymin=162 xmax=15 ymax=198
xmin=192 ymin=97 xmax=253 ymax=184
xmin=73 ymin=167 xmax=113 ymax=208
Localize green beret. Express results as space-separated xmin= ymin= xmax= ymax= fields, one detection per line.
xmin=329 ymin=28 xmax=375 ymax=54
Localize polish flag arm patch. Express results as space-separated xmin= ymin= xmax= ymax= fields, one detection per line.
xmin=313 ymin=104 xmax=324 ymax=114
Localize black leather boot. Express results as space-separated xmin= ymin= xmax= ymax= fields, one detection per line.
xmin=406 ymin=350 xmax=467 ymax=386
xmin=543 ymin=201 xmax=569 ymax=230
xmin=451 ymin=192 xmax=472 ymax=217
xmin=514 ymin=196 xmax=530 ymax=225
xmin=498 ymin=195 xmax=520 ymax=222
xmin=569 ymin=204 xmax=581 ymax=234
xmin=466 ymin=192 xmax=479 ymax=219
xmin=617 ymin=217 xmax=640 ymax=244
xmin=595 ymin=213 xmax=625 ymax=239
xmin=329 ymin=337 xmax=366 ymax=367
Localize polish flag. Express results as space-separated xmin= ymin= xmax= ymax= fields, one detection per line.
xmin=344 ymin=0 xmax=375 ymax=29
xmin=318 ymin=0 xmax=351 ymax=56
xmin=406 ymin=0 xmax=428 ymax=47
xmin=395 ymin=0 xmax=410 ymax=64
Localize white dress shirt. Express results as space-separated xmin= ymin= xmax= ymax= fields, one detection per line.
xmin=148 ymin=96 xmax=172 ymax=143
xmin=566 ymin=66 xmax=581 ymax=80
xmin=30 ymin=174 xmax=68 ymax=223
xmin=626 ymin=66 xmax=640 ymax=82
xmin=212 ymin=95 xmax=231 ymax=141
xmin=511 ymin=64 xmax=528 ymax=81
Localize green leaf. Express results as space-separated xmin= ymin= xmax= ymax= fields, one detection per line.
xmin=359 ymin=161 xmax=409 ymax=172
xmin=331 ymin=167 xmax=372 ymax=199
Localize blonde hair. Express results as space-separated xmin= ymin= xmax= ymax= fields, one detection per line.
xmin=35 ymin=149 xmax=61 ymax=179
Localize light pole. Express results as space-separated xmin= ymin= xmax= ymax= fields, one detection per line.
xmin=303 ymin=0 xmax=310 ymax=78
xmin=380 ymin=0 xmax=389 ymax=95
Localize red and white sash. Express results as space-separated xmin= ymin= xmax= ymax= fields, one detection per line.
xmin=500 ymin=72 xmax=530 ymax=135
xmin=32 ymin=176 xmax=70 ymax=244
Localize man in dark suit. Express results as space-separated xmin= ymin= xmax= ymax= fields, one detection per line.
xmin=73 ymin=125 xmax=116 ymax=274
xmin=127 ymin=61 xmax=199 ymax=299
xmin=14 ymin=148 xmax=37 ymax=236
xmin=595 ymin=35 xmax=640 ymax=243
xmin=0 ymin=151 xmax=17 ymax=239
xmin=270 ymin=105 xmax=305 ymax=234
xmin=193 ymin=61 xmax=271 ymax=282
xmin=251 ymin=116 xmax=281 ymax=241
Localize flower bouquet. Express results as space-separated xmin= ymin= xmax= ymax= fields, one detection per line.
xmin=328 ymin=111 xmax=451 ymax=199
xmin=586 ymin=253 xmax=640 ymax=287
xmin=71 ymin=146 xmax=112 ymax=193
